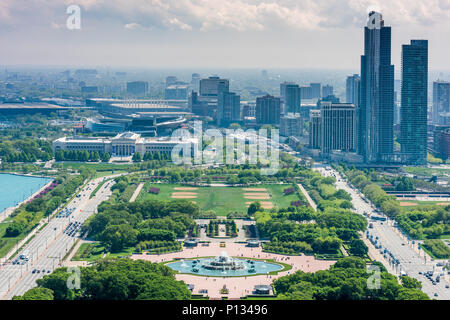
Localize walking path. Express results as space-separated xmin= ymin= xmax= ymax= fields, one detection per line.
xmin=297 ymin=184 xmax=317 ymax=211
xmin=129 ymin=183 xmax=144 ymax=202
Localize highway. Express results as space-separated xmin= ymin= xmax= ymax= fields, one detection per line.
xmin=314 ymin=164 xmax=450 ymax=300
xmin=0 ymin=176 xmax=116 ymax=300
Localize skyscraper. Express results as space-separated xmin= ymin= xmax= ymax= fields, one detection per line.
xmin=346 ymin=74 xmax=360 ymax=106
xmin=359 ymin=11 xmax=395 ymax=163
xmin=283 ymin=83 xmax=301 ymax=114
xmin=320 ymin=102 xmax=356 ymax=155
xmin=309 ymin=110 xmax=322 ymax=149
xmin=322 ymin=85 xmax=334 ymax=98
xmin=400 ymin=40 xmax=428 ymax=164
xmin=217 ymin=91 xmax=241 ymax=126
xmin=310 ymin=83 xmax=322 ymax=99
xmin=256 ymin=95 xmax=281 ymax=125
xmin=433 ymin=81 xmax=450 ymax=124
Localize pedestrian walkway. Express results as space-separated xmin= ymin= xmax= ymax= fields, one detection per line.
xmin=129 ymin=183 xmax=144 ymax=202
xmin=297 ymin=184 xmax=317 ymax=211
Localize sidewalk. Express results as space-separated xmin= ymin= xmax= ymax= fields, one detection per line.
xmin=297 ymin=184 xmax=317 ymax=211
xmin=129 ymin=182 xmax=144 ymax=202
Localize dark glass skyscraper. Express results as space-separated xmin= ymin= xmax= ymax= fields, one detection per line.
xmin=284 ymin=84 xmax=301 ymax=114
xmin=359 ymin=12 xmax=395 ymax=163
xmin=400 ymin=40 xmax=428 ymax=164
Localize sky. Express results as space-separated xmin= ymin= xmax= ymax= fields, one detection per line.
xmin=0 ymin=0 xmax=449 ymax=71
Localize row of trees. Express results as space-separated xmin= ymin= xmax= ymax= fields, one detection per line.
xmin=5 ymin=170 xmax=92 ymax=238
xmin=84 ymin=199 xmax=199 ymax=252
xmin=132 ymin=151 xmax=172 ymax=162
xmin=338 ymin=165 xmax=449 ymax=239
xmin=274 ymin=257 xmax=429 ymax=300
xmin=13 ymin=259 xmax=191 ymax=300
xmin=55 ymin=150 xmax=111 ymax=162
xmin=255 ymin=167 xmax=369 ymax=257
xmin=0 ymin=137 xmax=53 ymax=163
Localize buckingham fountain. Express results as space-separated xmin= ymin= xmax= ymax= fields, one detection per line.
xmin=167 ymin=251 xmax=283 ymax=277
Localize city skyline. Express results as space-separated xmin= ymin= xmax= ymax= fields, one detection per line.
xmin=0 ymin=1 xmax=449 ymax=70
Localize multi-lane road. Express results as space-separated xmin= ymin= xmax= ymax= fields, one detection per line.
xmin=314 ymin=164 xmax=450 ymax=300
xmin=0 ymin=176 xmax=116 ymax=300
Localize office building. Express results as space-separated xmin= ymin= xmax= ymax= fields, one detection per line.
xmin=191 ymin=73 xmax=201 ymax=92
xmin=320 ymin=102 xmax=356 ymax=154
xmin=322 ymin=85 xmax=334 ymax=98
xmin=217 ymin=91 xmax=241 ymax=126
xmin=346 ymin=74 xmax=360 ymax=106
xmin=256 ymin=95 xmax=281 ymax=125
xmin=433 ymin=81 xmax=450 ymax=124
xmin=166 ymin=76 xmax=178 ymax=87
xmin=300 ymin=85 xmax=313 ymax=100
xmin=165 ymin=85 xmax=189 ymax=100
xmin=280 ymin=82 xmax=295 ymax=112
xmin=433 ymin=126 xmax=450 ymax=160
xmin=310 ymin=83 xmax=322 ymax=99
xmin=359 ymin=11 xmax=395 ymax=163
xmin=309 ymin=110 xmax=321 ymax=149
xmin=400 ymin=40 xmax=428 ymax=164
xmin=199 ymin=76 xmax=229 ymax=97
xmin=127 ymin=81 xmax=149 ymax=96
xmin=280 ymin=113 xmax=303 ymax=137
xmin=283 ymin=83 xmax=301 ymax=114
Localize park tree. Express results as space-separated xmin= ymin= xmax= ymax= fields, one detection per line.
xmin=12 ymin=287 xmax=54 ymax=300
xmin=349 ymin=239 xmax=368 ymax=257
xmin=248 ymin=202 xmax=262 ymax=215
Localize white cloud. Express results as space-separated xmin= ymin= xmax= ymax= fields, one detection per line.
xmin=1 ymin=0 xmax=449 ymax=31
xmin=124 ymin=22 xmax=142 ymax=30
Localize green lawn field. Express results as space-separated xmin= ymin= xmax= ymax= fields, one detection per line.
xmin=137 ymin=183 xmax=301 ymax=216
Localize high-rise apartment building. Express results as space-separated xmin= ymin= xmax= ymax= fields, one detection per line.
xmin=359 ymin=11 xmax=395 ymax=163
xmin=400 ymin=40 xmax=428 ymax=164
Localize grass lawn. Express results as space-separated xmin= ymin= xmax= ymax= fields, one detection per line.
xmin=72 ymin=242 xmax=135 ymax=262
xmin=137 ymin=183 xmax=302 ymax=216
xmin=0 ymin=221 xmax=24 ymax=258
xmin=57 ymin=162 xmax=134 ymax=172
xmin=398 ymin=200 xmax=450 ymax=208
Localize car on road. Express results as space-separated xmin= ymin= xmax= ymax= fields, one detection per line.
xmin=434 ymin=293 xmax=438 ymax=297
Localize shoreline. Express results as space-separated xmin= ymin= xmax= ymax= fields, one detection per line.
xmin=0 ymin=174 xmax=54 ymax=223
